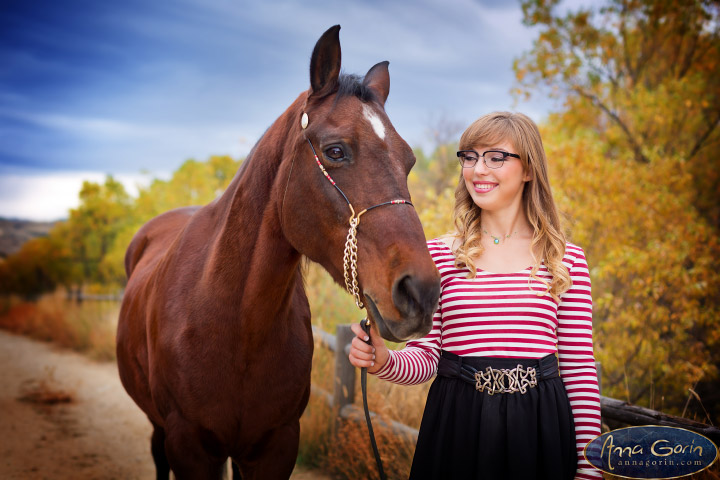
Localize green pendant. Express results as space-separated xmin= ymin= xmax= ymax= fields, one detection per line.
xmin=493 ymin=238 xmax=500 ymax=244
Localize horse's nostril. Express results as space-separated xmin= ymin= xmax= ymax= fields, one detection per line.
xmin=392 ymin=275 xmax=422 ymax=318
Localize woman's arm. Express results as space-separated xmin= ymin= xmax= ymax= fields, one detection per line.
xmin=557 ymin=245 xmax=603 ymax=479
xmin=372 ymin=306 xmax=442 ymax=385
xmin=348 ymin=301 xmax=442 ymax=385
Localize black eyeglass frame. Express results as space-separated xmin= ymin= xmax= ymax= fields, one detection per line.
xmin=456 ymin=149 xmax=521 ymax=169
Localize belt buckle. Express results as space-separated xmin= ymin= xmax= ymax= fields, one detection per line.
xmin=474 ymin=365 xmax=538 ymax=395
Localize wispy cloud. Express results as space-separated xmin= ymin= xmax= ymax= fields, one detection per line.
xmin=0 ymin=0 xmax=571 ymax=220
xmin=0 ymin=109 xmax=151 ymax=138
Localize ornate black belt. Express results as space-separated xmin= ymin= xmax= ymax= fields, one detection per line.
xmin=437 ymin=351 xmax=560 ymax=395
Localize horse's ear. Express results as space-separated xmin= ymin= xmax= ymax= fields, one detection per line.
xmin=309 ymin=25 xmax=341 ymax=97
xmin=363 ymin=61 xmax=390 ymax=106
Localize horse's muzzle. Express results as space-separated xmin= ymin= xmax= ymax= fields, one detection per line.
xmin=365 ymin=274 xmax=439 ymax=342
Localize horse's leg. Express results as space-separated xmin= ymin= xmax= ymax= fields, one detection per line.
xmin=236 ymin=421 xmax=299 ymax=480
xmin=151 ymin=423 xmax=171 ymax=480
xmin=163 ymin=413 xmax=226 ymax=480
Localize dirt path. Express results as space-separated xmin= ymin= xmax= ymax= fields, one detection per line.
xmin=0 ymin=330 xmax=331 ymax=479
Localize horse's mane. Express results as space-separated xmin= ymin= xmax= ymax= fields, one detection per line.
xmin=335 ymin=73 xmax=378 ymax=103
xmin=229 ymin=74 xmax=373 ymax=185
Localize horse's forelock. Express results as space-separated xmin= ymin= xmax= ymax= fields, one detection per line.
xmin=335 ymin=73 xmax=378 ymax=103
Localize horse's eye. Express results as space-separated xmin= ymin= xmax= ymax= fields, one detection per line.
xmin=324 ymin=146 xmax=345 ymax=162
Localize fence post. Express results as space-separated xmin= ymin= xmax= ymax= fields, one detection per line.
xmin=334 ymin=325 xmax=357 ymax=411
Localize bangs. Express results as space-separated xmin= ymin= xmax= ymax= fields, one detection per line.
xmin=458 ymin=113 xmax=538 ymax=169
xmin=459 ymin=116 xmax=520 ymax=153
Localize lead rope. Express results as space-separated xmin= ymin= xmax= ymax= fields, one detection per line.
xmin=360 ymin=317 xmax=386 ymax=480
xmin=302 ymin=111 xmax=399 ymax=480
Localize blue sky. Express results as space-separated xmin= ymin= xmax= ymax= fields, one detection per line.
xmin=0 ymin=0 xmax=575 ymax=221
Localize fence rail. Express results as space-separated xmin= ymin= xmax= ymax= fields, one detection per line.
xmin=312 ymin=325 xmax=720 ymax=445
xmin=65 ymin=290 xmax=123 ymax=302
xmin=311 ymin=325 xmax=421 ymax=443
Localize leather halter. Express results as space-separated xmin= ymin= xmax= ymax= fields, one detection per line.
xmin=302 ymin=110 xmax=410 ymax=480
xmin=302 ymin=129 xmax=412 ymax=309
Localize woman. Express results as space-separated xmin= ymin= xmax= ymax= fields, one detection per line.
xmin=349 ymin=112 xmax=602 ymax=479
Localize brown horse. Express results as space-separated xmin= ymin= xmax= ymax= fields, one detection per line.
xmin=117 ymin=25 xmax=440 ymax=479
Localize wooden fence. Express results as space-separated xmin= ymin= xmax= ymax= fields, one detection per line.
xmin=311 ymin=324 xmax=420 ymax=443
xmin=64 ymin=289 xmax=123 ymax=302
xmin=312 ymin=324 xmax=720 ymax=445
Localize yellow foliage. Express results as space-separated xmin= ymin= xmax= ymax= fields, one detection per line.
xmin=544 ymin=122 xmax=720 ymax=416
xmin=516 ymin=0 xmax=720 ymax=423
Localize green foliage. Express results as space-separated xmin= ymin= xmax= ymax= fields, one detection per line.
xmin=83 ymin=156 xmax=240 ymax=289
xmin=0 ymin=156 xmax=241 ymax=295
xmin=407 ymin=144 xmax=458 ymax=241
xmin=134 ymin=156 xmax=240 ymax=221
xmin=65 ymin=176 xmax=136 ymax=286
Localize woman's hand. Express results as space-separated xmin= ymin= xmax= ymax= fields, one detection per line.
xmin=348 ymin=321 xmax=390 ymax=374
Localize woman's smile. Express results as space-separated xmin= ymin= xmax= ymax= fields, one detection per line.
xmin=473 ymin=181 xmax=498 ymax=193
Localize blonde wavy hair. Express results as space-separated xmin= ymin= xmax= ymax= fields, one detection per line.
xmin=452 ymin=111 xmax=571 ymax=301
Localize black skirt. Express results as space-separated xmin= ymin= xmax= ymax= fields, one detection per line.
xmin=409 ymin=351 xmax=577 ymax=480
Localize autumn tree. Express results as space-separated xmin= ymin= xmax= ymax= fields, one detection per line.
xmin=100 ymin=155 xmax=242 ymax=286
xmin=1 ymin=156 xmax=242 ymax=299
xmin=133 ymin=155 xmax=240 ymax=221
xmin=515 ymin=0 xmax=720 ymax=422
xmin=0 ymin=235 xmax=70 ymax=298
xmin=61 ymin=176 xmax=136 ymax=289
xmin=515 ymin=0 xmax=720 ymax=223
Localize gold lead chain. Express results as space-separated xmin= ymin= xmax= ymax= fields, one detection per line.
xmin=343 ymin=206 xmax=366 ymax=310
xmin=343 ymin=216 xmax=363 ymax=309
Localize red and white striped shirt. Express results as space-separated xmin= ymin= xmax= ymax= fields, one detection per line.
xmin=375 ymin=239 xmax=602 ymax=479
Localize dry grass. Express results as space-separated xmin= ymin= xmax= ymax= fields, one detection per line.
xmin=0 ymin=291 xmax=119 ymax=360
xmin=299 ymin=313 xmax=429 ymax=478
xmin=299 ymin=264 xmax=432 ymax=478
xmin=321 ymin=412 xmax=416 ymax=480
xmin=298 ymin=341 xmax=335 ymax=468
xmin=17 ymin=366 xmax=75 ymax=406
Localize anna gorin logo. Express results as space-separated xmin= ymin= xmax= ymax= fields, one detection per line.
xmin=584 ymin=426 xmax=718 ymax=479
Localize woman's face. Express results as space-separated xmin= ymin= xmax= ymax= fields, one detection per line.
xmin=461 ymin=140 xmax=530 ymax=213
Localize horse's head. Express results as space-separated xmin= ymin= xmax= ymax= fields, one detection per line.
xmin=279 ymin=25 xmax=440 ymax=342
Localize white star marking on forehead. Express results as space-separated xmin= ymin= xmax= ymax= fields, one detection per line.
xmin=362 ymin=104 xmax=386 ymax=141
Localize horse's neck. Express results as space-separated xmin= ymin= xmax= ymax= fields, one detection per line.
xmin=201 ymin=97 xmax=305 ymax=329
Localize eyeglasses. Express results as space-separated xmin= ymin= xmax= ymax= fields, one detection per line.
xmin=457 ymin=150 xmax=520 ymax=169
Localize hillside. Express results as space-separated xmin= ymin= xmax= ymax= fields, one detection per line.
xmin=0 ymin=218 xmax=57 ymax=258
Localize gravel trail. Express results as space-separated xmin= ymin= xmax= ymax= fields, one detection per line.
xmin=0 ymin=330 xmax=329 ymax=480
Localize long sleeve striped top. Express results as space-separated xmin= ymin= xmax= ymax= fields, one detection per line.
xmin=374 ymin=238 xmax=602 ymax=479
